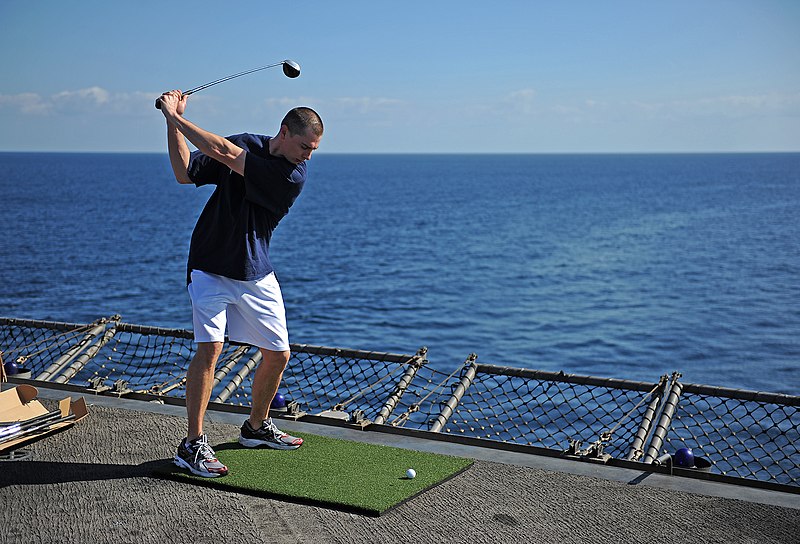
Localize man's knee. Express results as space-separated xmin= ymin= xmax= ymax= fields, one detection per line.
xmin=260 ymin=349 xmax=290 ymax=369
xmin=192 ymin=342 xmax=224 ymax=367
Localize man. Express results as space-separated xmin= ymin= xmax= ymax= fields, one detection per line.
xmin=158 ymin=89 xmax=323 ymax=477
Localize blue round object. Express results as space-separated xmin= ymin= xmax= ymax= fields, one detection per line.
xmin=271 ymin=392 xmax=286 ymax=409
xmin=675 ymin=447 xmax=695 ymax=467
xmin=4 ymin=360 xmax=20 ymax=376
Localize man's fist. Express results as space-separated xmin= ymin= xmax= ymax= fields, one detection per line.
xmin=156 ymin=90 xmax=186 ymax=114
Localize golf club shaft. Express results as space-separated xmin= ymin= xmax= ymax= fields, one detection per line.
xmin=0 ymin=413 xmax=75 ymax=445
xmin=155 ymin=60 xmax=297 ymax=109
xmin=0 ymin=409 xmax=61 ymax=430
xmin=183 ymin=61 xmax=286 ymax=96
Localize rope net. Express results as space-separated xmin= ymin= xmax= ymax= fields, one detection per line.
xmin=380 ymin=364 xmax=467 ymax=429
xmin=225 ymin=345 xmax=424 ymax=422
xmin=1 ymin=316 xmax=797 ymax=489
xmin=667 ymin=388 xmax=800 ymax=485
xmin=0 ymin=318 xmax=105 ymax=377
xmin=444 ymin=365 xmax=655 ymax=460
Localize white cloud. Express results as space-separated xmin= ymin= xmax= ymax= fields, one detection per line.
xmin=0 ymin=92 xmax=51 ymax=114
xmin=551 ymin=104 xmax=581 ymax=115
xmin=262 ymin=96 xmax=313 ymax=108
xmin=259 ymin=95 xmax=405 ymax=121
xmin=508 ymin=89 xmax=536 ymax=114
xmin=534 ymin=92 xmax=800 ymax=125
xmin=0 ymin=87 xmax=158 ymax=116
xmin=331 ymin=96 xmax=404 ymax=114
xmin=263 ymin=96 xmax=403 ymax=111
xmin=52 ymin=86 xmax=110 ymax=108
xmin=631 ymin=92 xmax=800 ymax=118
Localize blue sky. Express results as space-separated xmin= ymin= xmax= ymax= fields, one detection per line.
xmin=1 ymin=1 xmax=798 ymax=153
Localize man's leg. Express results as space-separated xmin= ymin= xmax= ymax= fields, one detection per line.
xmin=174 ymin=340 xmax=228 ymax=477
xmin=185 ymin=341 xmax=223 ymax=440
xmin=232 ymin=273 xmax=302 ymax=449
xmin=239 ymin=348 xmax=303 ymax=449
xmin=248 ymin=348 xmax=290 ymax=428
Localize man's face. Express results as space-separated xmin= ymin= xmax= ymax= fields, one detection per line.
xmin=279 ymin=126 xmax=321 ymax=165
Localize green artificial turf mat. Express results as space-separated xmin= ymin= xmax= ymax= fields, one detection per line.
xmin=156 ymin=431 xmax=473 ymax=516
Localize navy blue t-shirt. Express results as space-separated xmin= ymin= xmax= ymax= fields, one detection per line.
xmin=186 ymin=133 xmax=306 ymax=283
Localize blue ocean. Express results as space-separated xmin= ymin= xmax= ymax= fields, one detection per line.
xmin=1 ymin=152 xmax=798 ymax=396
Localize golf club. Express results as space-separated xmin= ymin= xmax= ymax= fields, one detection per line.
xmin=0 ymin=411 xmax=76 ymax=445
xmin=0 ymin=409 xmax=61 ymax=431
xmin=155 ymin=59 xmax=301 ymax=109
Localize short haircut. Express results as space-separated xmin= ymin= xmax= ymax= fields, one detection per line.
xmin=282 ymin=107 xmax=324 ymax=137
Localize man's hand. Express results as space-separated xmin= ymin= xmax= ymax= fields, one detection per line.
xmin=159 ymin=90 xmax=187 ymax=118
xmin=159 ymin=90 xmax=246 ymax=176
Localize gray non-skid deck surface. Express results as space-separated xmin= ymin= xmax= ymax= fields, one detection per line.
xmin=1 ymin=398 xmax=797 ymax=544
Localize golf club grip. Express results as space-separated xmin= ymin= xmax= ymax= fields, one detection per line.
xmin=155 ymin=91 xmax=189 ymax=110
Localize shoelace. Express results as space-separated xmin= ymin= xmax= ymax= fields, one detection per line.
xmin=265 ymin=418 xmax=285 ymax=437
xmin=191 ymin=436 xmax=217 ymax=463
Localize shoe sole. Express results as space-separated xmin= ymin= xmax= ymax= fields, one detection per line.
xmin=173 ymin=455 xmax=228 ymax=477
xmin=238 ymin=435 xmax=303 ymax=450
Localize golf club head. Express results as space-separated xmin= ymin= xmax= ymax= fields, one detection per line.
xmin=283 ymin=60 xmax=301 ymax=78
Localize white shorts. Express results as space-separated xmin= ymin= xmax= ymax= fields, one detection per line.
xmin=187 ymin=269 xmax=289 ymax=351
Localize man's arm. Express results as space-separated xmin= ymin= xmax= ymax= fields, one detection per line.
xmin=159 ymin=90 xmax=246 ymax=177
xmin=166 ymin=112 xmax=192 ymax=184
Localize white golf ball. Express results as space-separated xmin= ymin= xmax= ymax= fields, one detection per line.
xmin=406 ymin=468 xmax=416 ymax=479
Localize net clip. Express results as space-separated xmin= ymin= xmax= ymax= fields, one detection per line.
xmin=349 ymin=409 xmax=371 ymax=428
xmin=283 ymin=400 xmax=307 ymax=420
xmin=565 ymin=436 xmax=612 ymax=463
xmin=109 ymin=379 xmax=132 ymax=397
xmin=87 ymin=376 xmax=111 ymax=393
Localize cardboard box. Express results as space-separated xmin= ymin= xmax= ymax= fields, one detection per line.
xmin=0 ymin=384 xmax=88 ymax=454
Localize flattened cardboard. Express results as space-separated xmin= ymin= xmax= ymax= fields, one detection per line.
xmin=0 ymin=384 xmax=88 ymax=453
